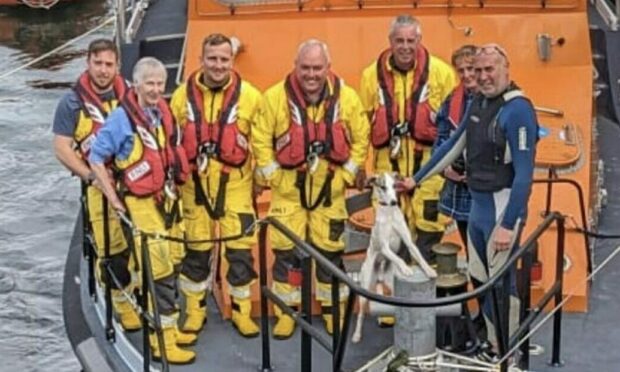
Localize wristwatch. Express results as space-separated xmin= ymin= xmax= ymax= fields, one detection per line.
xmin=85 ymin=171 xmax=96 ymax=186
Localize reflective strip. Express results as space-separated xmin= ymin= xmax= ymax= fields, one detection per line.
xmin=258 ymin=161 xmax=280 ymax=179
xmin=229 ymin=285 xmax=251 ymax=300
xmin=316 ymin=283 xmax=349 ymax=303
xmin=272 ymin=283 xmax=301 ymax=304
xmin=503 ymin=90 xmax=524 ymax=102
xmin=159 ymin=314 xmax=176 ymax=328
xmin=342 ymin=159 xmax=358 ymax=176
xmin=179 ymin=275 xmax=208 ymax=293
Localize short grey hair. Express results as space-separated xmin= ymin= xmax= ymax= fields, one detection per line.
xmin=389 ymin=14 xmax=422 ymax=38
xmin=132 ymin=57 xmax=167 ymax=85
xmin=296 ymin=39 xmax=331 ymax=64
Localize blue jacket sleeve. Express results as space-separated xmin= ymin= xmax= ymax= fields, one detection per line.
xmin=89 ymin=108 xmax=134 ymax=165
xmin=52 ymin=91 xmax=80 ymax=137
xmin=433 ymin=98 xmax=452 ymax=152
xmin=414 ymin=115 xmax=468 ymax=184
xmin=499 ymin=98 xmax=538 ymax=229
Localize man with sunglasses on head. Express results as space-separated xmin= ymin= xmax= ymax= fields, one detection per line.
xmin=398 ymin=43 xmax=538 ymax=357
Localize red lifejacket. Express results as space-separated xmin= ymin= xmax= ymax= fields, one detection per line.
xmin=182 ymin=70 xmax=248 ymax=168
xmin=447 ymin=83 xmax=466 ymax=128
xmin=73 ymin=72 xmax=128 ymax=157
xmin=120 ymin=88 xmax=189 ymax=197
xmin=371 ymin=46 xmax=436 ymax=148
xmin=275 ymin=72 xmax=351 ymax=169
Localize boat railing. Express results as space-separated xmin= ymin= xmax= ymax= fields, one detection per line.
xmin=97 ymin=212 xmax=172 ymax=372
xmin=258 ymin=207 xmax=568 ymax=372
xmin=591 ymin=0 xmax=620 ymax=30
xmin=115 ymin=0 xmax=151 ymax=45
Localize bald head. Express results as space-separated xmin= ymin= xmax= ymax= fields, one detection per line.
xmin=294 ymin=39 xmax=331 ymax=101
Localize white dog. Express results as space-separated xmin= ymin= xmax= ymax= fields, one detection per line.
xmin=351 ymin=173 xmax=437 ymax=343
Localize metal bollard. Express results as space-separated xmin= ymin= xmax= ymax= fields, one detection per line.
xmin=393 ymin=265 xmax=436 ymax=357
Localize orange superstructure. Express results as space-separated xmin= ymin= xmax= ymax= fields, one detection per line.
xmin=185 ymin=0 xmax=593 ymax=314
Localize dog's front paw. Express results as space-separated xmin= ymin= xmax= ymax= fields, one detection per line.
xmin=424 ymin=267 xmax=438 ymax=279
xmin=398 ymin=265 xmax=414 ymax=277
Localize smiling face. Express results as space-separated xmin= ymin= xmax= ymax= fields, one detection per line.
xmin=474 ymin=47 xmax=510 ymax=98
xmin=454 ymin=55 xmax=477 ymax=92
xmin=294 ymin=43 xmax=330 ymax=100
xmin=135 ymin=70 xmax=166 ymax=107
xmin=86 ymin=50 xmax=118 ymax=93
xmin=201 ymin=41 xmax=233 ymax=88
xmin=389 ymin=24 xmax=420 ymax=71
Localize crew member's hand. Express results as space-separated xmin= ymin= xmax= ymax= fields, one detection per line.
xmin=354 ymin=169 xmax=367 ymax=191
xmin=443 ymin=166 xmax=466 ymax=182
xmin=395 ymin=177 xmax=416 ymax=192
xmin=109 ymin=197 xmax=126 ymax=213
xmin=493 ymin=226 xmax=514 ymax=251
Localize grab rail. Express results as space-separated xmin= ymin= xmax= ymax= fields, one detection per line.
xmin=258 ymin=211 xmax=568 ymax=372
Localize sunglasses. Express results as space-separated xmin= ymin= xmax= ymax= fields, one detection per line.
xmin=476 ymin=43 xmax=509 ymax=62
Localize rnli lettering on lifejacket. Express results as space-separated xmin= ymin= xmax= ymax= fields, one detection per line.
xmin=73 ymin=72 xmax=128 ymax=157
xmin=275 ymin=72 xmax=351 ymax=169
xmin=119 ymin=88 xmax=189 ymax=197
xmin=182 ymin=70 xmax=249 ymax=168
xmin=371 ymin=47 xmax=436 ymax=149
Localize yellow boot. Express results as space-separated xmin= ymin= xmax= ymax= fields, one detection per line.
xmin=179 ymin=276 xmax=207 ymax=333
xmin=169 ymin=313 xmax=197 ymax=346
xmin=273 ymin=304 xmax=296 ymax=340
xmin=231 ymin=295 xmax=259 ymax=338
xmin=112 ymin=289 xmax=141 ymax=331
xmin=150 ymin=324 xmax=196 ymax=365
xmin=377 ymin=316 xmax=395 ymax=328
xmin=322 ymin=302 xmax=345 ymax=335
xmin=175 ymin=325 xmax=197 ymax=346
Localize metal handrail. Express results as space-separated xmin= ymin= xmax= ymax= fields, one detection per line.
xmin=265 ymin=213 xmax=559 ymax=308
xmin=259 ymin=211 xmax=567 ymax=371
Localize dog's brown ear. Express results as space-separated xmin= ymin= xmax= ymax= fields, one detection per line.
xmin=392 ymin=172 xmax=404 ymax=181
xmin=364 ymin=175 xmax=377 ymax=188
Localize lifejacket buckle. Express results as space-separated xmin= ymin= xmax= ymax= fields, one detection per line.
xmin=307 ymin=153 xmax=319 ymax=174
xmin=391 ymin=121 xmax=410 ymax=137
xmin=389 ymin=136 xmax=401 ymax=159
xmin=200 ymin=142 xmax=218 ymax=156
xmin=164 ymin=179 xmax=178 ymax=201
xmin=197 ymin=153 xmax=209 ymax=173
xmin=308 ymin=141 xmax=325 ymax=156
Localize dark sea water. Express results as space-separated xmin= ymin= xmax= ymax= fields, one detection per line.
xmin=0 ymin=1 xmax=112 ymax=370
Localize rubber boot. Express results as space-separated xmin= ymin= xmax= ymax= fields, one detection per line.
xmin=180 ymin=276 xmax=207 ymax=333
xmin=170 ymin=312 xmax=197 ymax=346
xmin=112 ymin=289 xmax=141 ymax=331
xmin=377 ymin=316 xmax=395 ymax=328
xmin=231 ymin=296 xmax=260 ymax=338
xmin=322 ymin=302 xmax=345 ymax=335
xmin=150 ymin=325 xmax=196 ymax=365
xmin=273 ymin=304 xmax=296 ymax=340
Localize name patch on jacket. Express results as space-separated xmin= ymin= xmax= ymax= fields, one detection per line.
xmin=518 ymin=126 xmax=529 ymax=151
xmin=127 ymin=160 xmax=151 ymax=182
